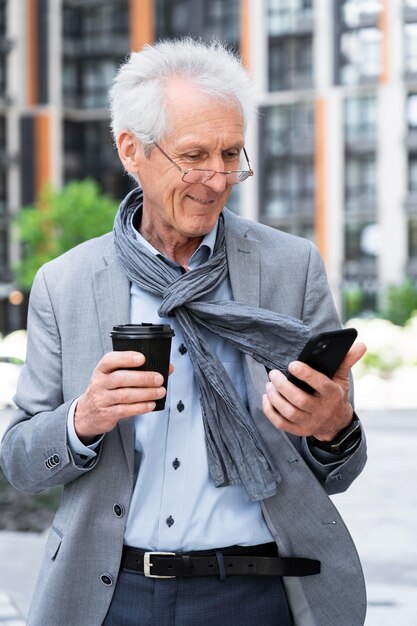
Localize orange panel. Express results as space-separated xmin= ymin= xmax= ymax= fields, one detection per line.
xmin=27 ymin=0 xmax=37 ymax=105
xmin=35 ymin=114 xmax=51 ymax=195
xmin=130 ymin=0 xmax=154 ymax=52
xmin=239 ymin=0 xmax=251 ymax=70
xmin=314 ymin=98 xmax=327 ymax=264
xmin=379 ymin=0 xmax=389 ymax=83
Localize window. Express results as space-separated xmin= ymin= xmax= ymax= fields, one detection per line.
xmin=408 ymin=155 xmax=417 ymax=193
xmin=64 ymin=120 xmax=132 ymax=199
xmin=260 ymin=103 xmax=315 ymax=234
xmin=0 ymin=229 xmax=7 ymax=272
xmin=0 ymin=1 xmax=6 ymax=37
xmin=0 ymin=169 xmax=6 ymax=214
xmin=335 ymin=1 xmax=384 ymax=85
xmin=344 ymin=95 xmax=377 ymax=140
xmin=341 ymin=0 xmax=382 ymax=28
xmin=345 ymin=220 xmax=378 ymax=262
xmin=405 ymin=23 xmax=417 ymax=75
xmin=269 ymin=36 xmax=313 ymax=91
xmin=409 ymin=218 xmax=417 ymax=258
xmin=157 ymin=0 xmax=239 ymax=47
xmin=263 ymin=102 xmax=314 ymax=155
xmin=339 ymin=28 xmax=382 ymax=84
xmin=268 ymin=0 xmax=314 ymax=36
xmin=345 ymin=155 xmax=376 ymax=212
xmin=204 ymin=0 xmax=239 ymax=42
xmin=62 ymin=1 xmax=129 ymax=109
xmin=264 ymin=160 xmax=314 ymax=218
xmin=407 ymin=93 xmax=417 ymax=129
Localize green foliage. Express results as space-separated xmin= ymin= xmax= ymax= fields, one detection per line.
xmin=343 ymin=287 xmax=364 ymax=320
xmin=381 ymin=279 xmax=417 ymax=326
xmin=14 ymin=179 xmax=118 ymax=290
xmin=343 ymin=280 xmax=417 ymax=327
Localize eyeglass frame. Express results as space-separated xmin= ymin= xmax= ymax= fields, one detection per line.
xmin=152 ymin=142 xmax=254 ymax=185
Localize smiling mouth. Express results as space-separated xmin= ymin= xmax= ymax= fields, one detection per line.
xmin=188 ymin=194 xmax=216 ymax=205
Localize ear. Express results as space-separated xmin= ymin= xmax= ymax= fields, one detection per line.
xmin=116 ymin=131 xmax=143 ymax=174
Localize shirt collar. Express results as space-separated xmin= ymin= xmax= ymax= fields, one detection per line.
xmin=130 ymin=209 xmax=219 ymax=271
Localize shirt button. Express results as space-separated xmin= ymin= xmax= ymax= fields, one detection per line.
xmin=178 ymin=343 xmax=187 ymax=355
xmin=166 ymin=515 xmax=175 ymax=528
xmin=172 ymin=458 xmax=180 ymax=470
xmin=177 ymin=401 xmax=185 ymax=412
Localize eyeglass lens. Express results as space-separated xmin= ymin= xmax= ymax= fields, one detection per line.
xmin=182 ymin=170 xmax=250 ymax=185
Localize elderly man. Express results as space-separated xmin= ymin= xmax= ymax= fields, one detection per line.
xmin=1 ymin=39 xmax=367 ymax=625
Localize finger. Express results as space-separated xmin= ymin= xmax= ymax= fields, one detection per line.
xmin=270 ymin=367 xmax=317 ymax=407
xmin=266 ymin=371 xmax=312 ymax=423
xmin=108 ymin=384 xmax=166 ymax=407
xmin=97 ymin=351 xmax=146 ymax=374
xmin=107 ymin=369 xmax=164 ymax=390
xmin=335 ymin=341 xmax=367 ymax=379
xmin=262 ymin=393 xmax=311 ymax=436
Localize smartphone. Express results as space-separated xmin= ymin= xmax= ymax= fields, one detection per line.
xmin=286 ymin=328 xmax=358 ymax=394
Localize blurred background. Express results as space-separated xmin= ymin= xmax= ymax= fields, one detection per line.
xmin=0 ymin=1 xmax=416 ymax=624
xmin=0 ymin=0 xmax=417 ymax=328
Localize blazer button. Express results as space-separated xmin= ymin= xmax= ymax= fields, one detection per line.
xmin=113 ymin=503 xmax=125 ymax=518
xmin=100 ymin=573 xmax=114 ymax=586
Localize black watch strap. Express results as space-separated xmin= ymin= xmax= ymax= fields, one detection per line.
xmin=309 ymin=412 xmax=361 ymax=455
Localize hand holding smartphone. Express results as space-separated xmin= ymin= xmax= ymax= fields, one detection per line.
xmin=286 ymin=328 xmax=358 ymax=394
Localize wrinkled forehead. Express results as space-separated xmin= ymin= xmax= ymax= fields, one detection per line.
xmin=162 ymin=77 xmax=245 ymax=139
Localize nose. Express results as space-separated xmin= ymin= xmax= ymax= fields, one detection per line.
xmin=202 ymin=171 xmax=228 ymax=193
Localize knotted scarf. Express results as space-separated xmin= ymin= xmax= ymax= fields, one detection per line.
xmin=114 ymin=188 xmax=310 ymax=501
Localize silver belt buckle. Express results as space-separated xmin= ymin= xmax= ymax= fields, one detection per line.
xmin=143 ymin=551 xmax=176 ymax=578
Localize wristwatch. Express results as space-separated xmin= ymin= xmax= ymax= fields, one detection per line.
xmin=308 ymin=413 xmax=361 ymax=455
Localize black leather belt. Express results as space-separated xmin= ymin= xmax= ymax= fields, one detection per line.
xmin=121 ymin=544 xmax=320 ymax=578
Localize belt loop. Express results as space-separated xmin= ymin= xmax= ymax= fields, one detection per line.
xmin=182 ymin=555 xmax=191 ymax=576
xmin=215 ymin=550 xmax=227 ymax=582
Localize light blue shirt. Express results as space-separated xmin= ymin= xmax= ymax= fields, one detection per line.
xmin=123 ymin=223 xmax=273 ymax=551
xmin=68 ymin=220 xmax=273 ymax=551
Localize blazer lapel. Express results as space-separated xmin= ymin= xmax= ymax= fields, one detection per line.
xmin=225 ymin=214 xmax=260 ymax=308
xmin=225 ymin=211 xmax=269 ymax=386
xmin=224 ymin=211 xmax=281 ymax=448
xmin=93 ymin=252 xmax=135 ymax=477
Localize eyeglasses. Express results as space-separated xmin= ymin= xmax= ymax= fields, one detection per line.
xmin=153 ymin=142 xmax=254 ymax=186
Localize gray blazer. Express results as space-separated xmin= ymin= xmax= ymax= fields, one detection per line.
xmin=0 ymin=209 xmax=367 ymax=626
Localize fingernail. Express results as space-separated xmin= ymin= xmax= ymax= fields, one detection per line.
xmin=269 ymin=369 xmax=283 ymax=382
xmin=134 ymin=353 xmax=145 ymax=364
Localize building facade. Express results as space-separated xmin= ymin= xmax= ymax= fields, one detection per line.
xmin=0 ymin=0 xmax=415 ymax=333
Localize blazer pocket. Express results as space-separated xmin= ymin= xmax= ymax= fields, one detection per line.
xmin=45 ymin=526 xmax=63 ymax=561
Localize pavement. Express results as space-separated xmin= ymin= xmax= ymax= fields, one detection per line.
xmin=0 ymin=407 xmax=416 ymax=625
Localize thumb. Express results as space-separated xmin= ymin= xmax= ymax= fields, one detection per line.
xmin=335 ymin=341 xmax=367 ymax=380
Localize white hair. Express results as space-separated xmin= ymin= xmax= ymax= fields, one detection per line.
xmin=109 ymin=38 xmax=254 ymax=155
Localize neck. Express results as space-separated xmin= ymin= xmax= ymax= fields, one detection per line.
xmin=137 ymin=204 xmax=206 ymax=266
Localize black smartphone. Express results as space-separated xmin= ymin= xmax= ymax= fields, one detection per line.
xmin=286 ymin=328 xmax=358 ymax=394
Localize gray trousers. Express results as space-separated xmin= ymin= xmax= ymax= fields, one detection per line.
xmin=102 ymin=567 xmax=293 ymax=625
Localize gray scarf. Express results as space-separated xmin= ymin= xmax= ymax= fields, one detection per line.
xmin=114 ymin=188 xmax=310 ymax=501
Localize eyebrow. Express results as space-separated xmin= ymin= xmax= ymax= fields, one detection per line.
xmin=176 ymin=142 xmax=245 ymax=153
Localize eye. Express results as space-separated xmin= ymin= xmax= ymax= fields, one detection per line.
xmin=223 ymin=149 xmax=240 ymax=161
xmin=184 ymin=152 xmax=203 ymax=162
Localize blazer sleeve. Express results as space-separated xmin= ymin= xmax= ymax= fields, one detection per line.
xmin=0 ymin=267 xmax=101 ymax=494
xmin=296 ymin=242 xmax=367 ymax=494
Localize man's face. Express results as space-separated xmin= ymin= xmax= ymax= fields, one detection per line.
xmin=122 ymin=81 xmax=246 ymax=242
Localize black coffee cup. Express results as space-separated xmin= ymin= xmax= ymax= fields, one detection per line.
xmin=110 ymin=323 xmax=175 ymax=411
